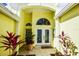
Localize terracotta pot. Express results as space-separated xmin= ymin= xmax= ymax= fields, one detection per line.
xmin=27 ymin=44 xmax=33 ymax=51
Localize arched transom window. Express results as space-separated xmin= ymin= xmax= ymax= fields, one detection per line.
xmin=36 ymin=18 xmax=50 ymax=25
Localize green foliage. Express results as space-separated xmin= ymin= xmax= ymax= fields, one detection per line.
xmin=25 ymin=32 xmax=34 ymax=45
xmin=59 ymin=31 xmax=78 ymax=56
xmin=0 ymin=31 xmax=24 ymax=56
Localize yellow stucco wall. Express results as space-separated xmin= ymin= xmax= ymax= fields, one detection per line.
xmin=0 ymin=12 xmax=16 ymax=56
xmin=32 ymin=10 xmax=55 ymax=46
xmin=20 ymin=6 xmax=55 ymax=47
xmin=18 ymin=10 xmax=32 ymax=48
xmin=19 ymin=10 xmax=32 ymax=41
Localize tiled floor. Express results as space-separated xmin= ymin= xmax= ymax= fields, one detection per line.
xmin=19 ymin=45 xmax=56 ymax=56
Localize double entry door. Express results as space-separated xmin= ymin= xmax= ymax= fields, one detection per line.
xmin=36 ymin=29 xmax=52 ymax=45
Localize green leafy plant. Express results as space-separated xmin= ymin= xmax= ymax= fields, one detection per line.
xmin=0 ymin=31 xmax=24 ymax=56
xmin=54 ymin=47 xmax=63 ymax=56
xmin=25 ymin=31 xmax=34 ymax=51
xmin=26 ymin=34 xmax=34 ymax=45
xmin=25 ymin=31 xmax=34 ymax=45
xmin=59 ymin=31 xmax=78 ymax=56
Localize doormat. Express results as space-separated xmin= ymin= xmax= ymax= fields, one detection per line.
xmin=41 ymin=45 xmax=53 ymax=49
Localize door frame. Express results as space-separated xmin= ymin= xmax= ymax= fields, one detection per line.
xmin=35 ymin=28 xmax=52 ymax=46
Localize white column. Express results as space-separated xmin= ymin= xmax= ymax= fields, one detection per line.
xmin=54 ymin=18 xmax=61 ymax=51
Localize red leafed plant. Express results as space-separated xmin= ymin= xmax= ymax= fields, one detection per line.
xmin=59 ymin=31 xmax=78 ymax=56
xmin=0 ymin=31 xmax=24 ymax=56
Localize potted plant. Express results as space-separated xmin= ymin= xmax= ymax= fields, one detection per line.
xmin=25 ymin=33 xmax=34 ymax=51
xmin=0 ymin=31 xmax=24 ymax=56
